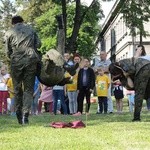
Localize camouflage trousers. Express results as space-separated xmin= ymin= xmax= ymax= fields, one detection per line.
xmin=11 ymin=62 xmax=37 ymax=114
xmin=134 ymin=63 xmax=150 ymax=120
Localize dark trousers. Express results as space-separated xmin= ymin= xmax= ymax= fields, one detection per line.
xmin=11 ymin=62 xmax=37 ymax=114
xmin=146 ymin=98 xmax=150 ymax=110
xmin=98 ymin=96 xmax=108 ymax=113
xmin=134 ymin=64 xmax=150 ymax=120
xmin=61 ymin=96 xmax=70 ymax=114
xmin=77 ymin=87 xmax=91 ymax=113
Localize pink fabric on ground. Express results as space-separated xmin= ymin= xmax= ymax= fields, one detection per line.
xmin=50 ymin=120 xmax=86 ymax=129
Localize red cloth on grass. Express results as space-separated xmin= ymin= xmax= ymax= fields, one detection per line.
xmin=50 ymin=120 xmax=86 ymax=128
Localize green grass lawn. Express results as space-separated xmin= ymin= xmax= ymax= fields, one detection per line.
xmin=0 ymin=99 xmax=150 ymax=150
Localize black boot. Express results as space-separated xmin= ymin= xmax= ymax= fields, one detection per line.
xmin=132 ymin=112 xmax=141 ymax=122
xmin=63 ymin=63 xmax=79 ymax=76
xmin=23 ymin=112 xmax=29 ymax=124
xmin=16 ymin=110 xmax=23 ymax=125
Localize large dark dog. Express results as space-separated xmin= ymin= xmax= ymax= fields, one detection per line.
xmin=109 ymin=57 xmax=150 ymax=121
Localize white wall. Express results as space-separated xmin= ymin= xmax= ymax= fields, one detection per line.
xmin=101 ymin=12 xmax=150 ymax=60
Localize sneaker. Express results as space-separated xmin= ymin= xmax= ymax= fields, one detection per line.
xmin=73 ymin=112 xmax=81 ymax=116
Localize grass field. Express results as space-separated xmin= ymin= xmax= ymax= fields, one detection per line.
xmin=0 ymin=99 xmax=150 ymax=150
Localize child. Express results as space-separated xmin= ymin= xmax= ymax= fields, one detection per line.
xmin=53 ymin=85 xmax=67 ymax=115
xmin=96 ymin=67 xmax=110 ymax=114
xmin=7 ymin=76 xmax=15 ymax=116
xmin=38 ymin=85 xmax=53 ymax=114
xmin=0 ymin=65 xmax=10 ymax=114
xmin=113 ymin=79 xmax=124 ymax=114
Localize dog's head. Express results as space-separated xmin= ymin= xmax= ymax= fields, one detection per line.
xmin=109 ymin=62 xmax=124 ymax=81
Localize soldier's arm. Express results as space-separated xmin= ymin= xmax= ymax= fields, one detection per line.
xmin=34 ymin=32 xmax=41 ymax=49
xmin=126 ymin=77 xmax=134 ymax=89
xmin=5 ymin=33 xmax=13 ymax=58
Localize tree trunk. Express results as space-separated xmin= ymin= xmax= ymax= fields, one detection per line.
xmin=56 ymin=15 xmax=65 ymax=55
xmin=61 ymin=0 xmax=67 ymax=52
xmin=66 ymin=0 xmax=81 ymax=53
xmin=132 ymin=27 xmax=136 ymax=54
xmin=140 ymin=31 xmax=142 ymax=45
xmin=66 ymin=0 xmax=96 ymax=53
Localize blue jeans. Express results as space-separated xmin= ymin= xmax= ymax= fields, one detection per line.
xmin=128 ymin=94 xmax=135 ymax=112
xmin=31 ymin=90 xmax=40 ymax=114
xmin=107 ymin=85 xmax=113 ymax=112
xmin=67 ymin=91 xmax=77 ymax=114
xmin=53 ymin=90 xmax=67 ymax=115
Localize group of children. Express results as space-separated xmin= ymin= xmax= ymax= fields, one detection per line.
xmin=0 ymin=61 xmax=136 ymax=117
xmin=96 ymin=67 xmax=135 ymax=114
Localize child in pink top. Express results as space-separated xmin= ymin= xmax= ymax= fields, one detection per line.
xmin=38 ymin=85 xmax=53 ymax=114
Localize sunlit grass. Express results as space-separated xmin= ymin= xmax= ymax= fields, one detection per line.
xmin=0 ymin=98 xmax=150 ymax=150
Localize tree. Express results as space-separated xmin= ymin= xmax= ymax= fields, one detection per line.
xmin=0 ymin=0 xmax=16 ymax=61
xmin=121 ymin=0 xmax=150 ymax=44
xmin=0 ymin=0 xmax=115 ymax=59
xmin=62 ymin=0 xmax=103 ymax=55
xmin=35 ymin=5 xmax=61 ymax=53
xmin=17 ymin=0 xmax=104 ymax=57
xmin=16 ymin=0 xmax=55 ymax=24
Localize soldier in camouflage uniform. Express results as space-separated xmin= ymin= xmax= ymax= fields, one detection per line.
xmin=109 ymin=57 xmax=150 ymax=121
xmin=5 ymin=16 xmax=41 ymax=124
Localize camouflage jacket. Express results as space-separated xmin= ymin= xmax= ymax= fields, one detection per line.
xmin=119 ymin=57 xmax=150 ymax=90
xmin=119 ymin=57 xmax=150 ymax=77
xmin=5 ymin=23 xmax=41 ymax=64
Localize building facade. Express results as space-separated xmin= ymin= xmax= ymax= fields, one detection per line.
xmin=99 ymin=0 xmax=150 ymax=62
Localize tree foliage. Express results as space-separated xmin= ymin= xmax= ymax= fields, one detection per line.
xmin=17 ymin=0 xmax=103 ymax=57
xmin=0 ymin=0 xmax=16 ymax=61
xmin=35 ymin=5 xmax=61 ymax=53
xmin=121 ymin=0 xmax=150 ymax=37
